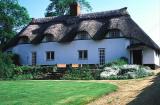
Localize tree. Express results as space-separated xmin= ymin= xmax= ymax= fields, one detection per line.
xmin=0 ymin=0 xmax=30 ymax=47
xmin=45 ymin=0 xmax=92 ymax=17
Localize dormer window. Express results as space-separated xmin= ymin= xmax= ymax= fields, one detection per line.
xmin=75 ymin=31 xmax=90 ymax=40
xmin=106 ymin=30 xmax=121 ymax=38
xmin=44 ymin=34 xmax=54 ymax=42
xmin=19 ymin=37 xmax=29 ymax=44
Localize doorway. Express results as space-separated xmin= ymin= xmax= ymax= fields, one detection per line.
xmin=132 ymin=50 xmax=142 ymax=65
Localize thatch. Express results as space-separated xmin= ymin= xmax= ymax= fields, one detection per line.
xmin=44 ymin=23 xmax=67 ymax=41
xmin=3 ymin=7 xmax=160 ymax=52
xmin=19 ymin=24 xmax=40 ymax=40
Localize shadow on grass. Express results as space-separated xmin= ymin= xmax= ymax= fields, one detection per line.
xmin=127 ymin=73 xmax=160 ymax=105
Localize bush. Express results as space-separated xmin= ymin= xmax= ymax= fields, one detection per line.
xmin=0 ymin=52 xmax=15 ymax=79
xmin=103 ymin=57 xmax=128 ymax=67
xmin=12 ymin=65 xmax=57 ymax=80
xmin=100 ymin=64 xmax=154 ymax=80
xmin=62 ymin=66 xmax=94 ymax=80
xmin=12 ymin=74 xmax=33 ymax=80
xmin=7 ymin=53 xmax=20 ymax=65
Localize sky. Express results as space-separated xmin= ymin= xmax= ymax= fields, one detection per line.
xmin=19 ymin=0 xmax=160 ymax=45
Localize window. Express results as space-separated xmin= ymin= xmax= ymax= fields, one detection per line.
xmin=106 ymin=30 xmax=121 ymax=38
xmin=32 ymin=52 xmax=36 ymax=65
xmin=76 ymin=32 xmax=90 ymax=40
xmin=19 ymin=37 xmax=29 ymax=44
xmin=99 ymin=48 xmax=105 ymax=65
xmin=45 ymin=35 xmax=54 ymax=42
xmin=78 ymin=50 xmax=88 ymax=60
xmin=46 ymin=51 xmax=54 ymax=60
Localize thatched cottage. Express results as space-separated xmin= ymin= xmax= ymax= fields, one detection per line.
xmin=4 ymin=3 xmax=160 ymax=69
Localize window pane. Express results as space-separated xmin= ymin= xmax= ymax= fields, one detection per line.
xmin=46 ymin=35 xmax=53 ymax=42
xmin=106 ymin=30 xmax=120 ymax=38
xmin=84 ymin=50 xmax=88 ymax=59
xmin=51 ymin=52 xmax=54 ymax=59
xmin=46 ymin=52 xmax=50 ymax=60
xmin=77 ymin=32 xmax=89 ymax=40
xmin=79 ymin=51 xmax=82 ymax=59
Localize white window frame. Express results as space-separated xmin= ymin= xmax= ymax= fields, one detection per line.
xmin=75 ymin=32 xmax=90 ymax=40
xmin=78 ymin=50 xmax=88 ymax=60
xmin=46 ymin=51 xmax=54 ymax=61
xmin=99 ymin=48 xmax=105 ymax=65
xmin=32 ymin=52 xmax=37 ymax=65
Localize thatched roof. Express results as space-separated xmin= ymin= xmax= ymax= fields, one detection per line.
xmin=3 ymin=7 xmax=160 ymax=52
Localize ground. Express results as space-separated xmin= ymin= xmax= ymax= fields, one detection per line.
xmin=0 ymin=80 xmax=117 ymax=105
xmin=0 ymin=70 xmax=160 ymax=105
xmin=88 ymin=69 xmax=160 ymax=105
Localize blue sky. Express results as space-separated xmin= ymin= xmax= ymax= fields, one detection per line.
xmin=19 ymin=0 xmax=160 ymax=45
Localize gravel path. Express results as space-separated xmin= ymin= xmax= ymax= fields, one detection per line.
xmin=88 ymin=69 xmax=160 ymax=105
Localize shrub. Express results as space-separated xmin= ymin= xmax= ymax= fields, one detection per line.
xmin=100 ymin=64 xmax=154 ymax=80
xmin=11 ymin=65 xmax=59 ymax=80
xmin=8 ymin=53 xmax=20 ymax=65
xmin=0 ymin=52 xmax=15 ymax=79
xmin=62 ymin=66 xmax=94 ymax=80
xmin=12 ymin=74 xmax=33 ymax=80
xmin=103 ymin=57 xmax=128 ymax=67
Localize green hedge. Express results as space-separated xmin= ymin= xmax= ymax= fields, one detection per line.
xmin=62 ymin=66 xmax=94 ymax=80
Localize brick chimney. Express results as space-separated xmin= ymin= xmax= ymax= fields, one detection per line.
xmin=70 ymin=2 xmax=80 ymax=16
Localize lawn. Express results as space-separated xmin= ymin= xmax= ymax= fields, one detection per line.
xmin=0 ymin=80 xmax=117 ymax=105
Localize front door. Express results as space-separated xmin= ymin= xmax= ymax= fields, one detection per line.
xmin=133 ymin=50 xmax=142 ymax=65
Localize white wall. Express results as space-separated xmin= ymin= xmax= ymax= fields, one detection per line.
xmin=143 ymin=48 xmax=160 ymax=65
xmin=12 ymin=38 xmax=130 ymax=65
xmin=154 ymin=51 xmax=160 ymax=65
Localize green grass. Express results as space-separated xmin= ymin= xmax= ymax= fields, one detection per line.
xmin=0 ymin=80 xmax=117 ymax=105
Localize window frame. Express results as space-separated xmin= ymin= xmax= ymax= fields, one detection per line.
xmin=99 ymin=48 xmax=105 ymax=65
xmin=45 ymin=34 xmax=54 ymax=42
xmin=46 ymin=51 xmax=55 ymax=61
xmin=106 ymin=30 xmax=121 ymax=38
xmin=76 ymin=32 xmax=90 ymax=40
xmin=19 ymin=37 xmax=29 ymax=44
xmin=78 ymin=50 xmax=88 ymax=60
xmin=32 ymin=52 xmax=37 ymax=65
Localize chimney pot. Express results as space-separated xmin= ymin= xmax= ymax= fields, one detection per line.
xmin=70 ymin=2 xmax=80 ymax=16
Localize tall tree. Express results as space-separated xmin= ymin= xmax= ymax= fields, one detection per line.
xmin=0 ymin=0 xmax=30 ymax=47
xmin=45 ymin=0 xmax=92 ymax=17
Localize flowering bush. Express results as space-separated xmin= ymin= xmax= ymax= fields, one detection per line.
xmin=100 ymin=64 xmax=154 ymax=80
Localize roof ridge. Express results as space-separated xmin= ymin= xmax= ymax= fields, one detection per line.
xmin=31 ymin=7 xmax=129 ymax=24
xmin=79 ymin=7 xmax=128 ymax=17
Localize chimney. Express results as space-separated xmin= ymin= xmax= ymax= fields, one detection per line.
xmin=70 ymin=2 xmax=80 ymax=16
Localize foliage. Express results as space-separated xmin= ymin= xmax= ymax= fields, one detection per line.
xmin=12 ymin=74 xmax=33 ymax=80
xmin=100 ymin=64 xmax=154 ymax=80
xmin=6 ymin=53 xmax=20 ymax=65
xmin=0 ymin=0 xmax=30 ymax=47
xmin=62 ymin=66 xmax=94 ymax=80
xmin=0 ymin=81 xmax=117 ymax=105
xmin=45 ymin=0 xmax=92 ymax=16
xmin=12 ymin=65 xmax=57 ymax=80
xmin=103 ymin=57 xmax=128 ymax=67
xmin=92 ymin=69 xmax=102 ymax=80
xmin=0 ymin=52 xmax=15 ymax=79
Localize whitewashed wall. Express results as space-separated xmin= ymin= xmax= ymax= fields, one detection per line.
xmin=154 ymin=51 xmax=160 ymax=65
xmin=143 ymin=48 xmax=160 ymax=65
xmin=12 ymin=38 xmax=130 ymax=65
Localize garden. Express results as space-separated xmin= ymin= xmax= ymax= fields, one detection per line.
xmin=0 ymin=52 xmax=154 ymax=80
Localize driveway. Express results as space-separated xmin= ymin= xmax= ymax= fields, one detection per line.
xmin=88 ymin=69 xmax=160 ymax=105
